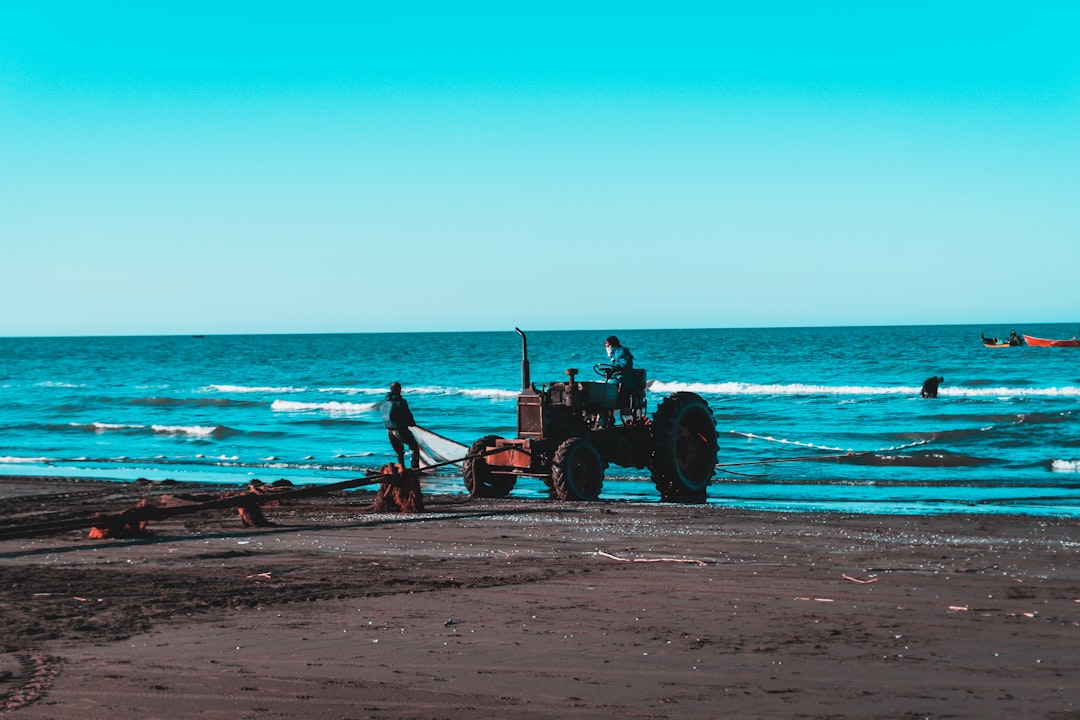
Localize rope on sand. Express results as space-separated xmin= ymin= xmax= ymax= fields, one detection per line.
xmin=596 ymin=550 xmax=707 ymax=565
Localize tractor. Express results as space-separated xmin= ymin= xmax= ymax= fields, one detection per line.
xmin=462 ymin=328 xmax=718 ymax=503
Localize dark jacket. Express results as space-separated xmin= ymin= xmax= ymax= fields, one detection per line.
xmin=382 ymin=393 xmax=416 ymax=429
xmin=607 ymin=346 xmax=633 ymax=382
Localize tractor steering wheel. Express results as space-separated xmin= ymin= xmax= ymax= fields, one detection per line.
xmin=593 ymin=363 xmax=616 ymax=380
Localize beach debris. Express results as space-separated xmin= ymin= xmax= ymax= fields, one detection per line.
xmin=1 ymin=467 xmax=418 ymax=542
xmin=87 ymin=500 xmax=160 ymax=539
xmin=948 ymin=605 xmax=969 ymax=612
xmin=237 ymin=498 xmax=276 ymax=528
xmin=247 ymin=478 xmax=294 ymax=494
xmin=372 ymin=465 xmax=424 ymax=513
xmin=596 ymin=550 xmax=707 ymax=565
xmin=842 ymin=574 xmax=878 ymax=584
xmin=794 ymin=597 xmax=835 ymax=602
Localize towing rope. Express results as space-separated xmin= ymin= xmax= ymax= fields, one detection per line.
xmin=715 ymin=431 xmax=934 ymax=474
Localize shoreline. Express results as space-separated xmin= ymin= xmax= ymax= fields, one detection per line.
xmin=5 ymin=468 xmax=1080 ymax=520
xmin=2 ymin=474 xmax=1079 ymax=718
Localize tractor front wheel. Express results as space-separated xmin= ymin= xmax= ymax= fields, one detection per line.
xmin=463 ymin=435 xmax=516 ymax=498
xmin=552 ymin=437 xmax=605 ymax=501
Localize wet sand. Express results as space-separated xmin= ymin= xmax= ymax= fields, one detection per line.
xmin=2 ymin=475 xmax=1079 ymax=719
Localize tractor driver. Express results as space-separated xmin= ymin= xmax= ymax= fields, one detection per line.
xmin=603 ymin=336 xmax=634 ymax=384
xmin=603 ymin=336 xmax=645 ymax=421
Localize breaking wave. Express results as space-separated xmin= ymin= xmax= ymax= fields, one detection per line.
xmin=70 ymin=422 xmax=145 ymax=433
xmin=151 ymin=424 xmax=241 ymax=439
xmin=204 ymin=384 xmax=307 ymax=394
xmin=271 ymin=400 xmax=378 ymax=414
xmin=128 ymin=396 xmax=264 ymax=408
xmin=650 ymin=381 xmax=1080 ymax=398
xmin=402 ymin=385 xmax=518 ymax=400
xmin=201 ymin=384 xmax=517 ymax=400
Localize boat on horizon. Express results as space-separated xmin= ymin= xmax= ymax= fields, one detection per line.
xmin=1023 ymin=334 xmax=1080 ymax=348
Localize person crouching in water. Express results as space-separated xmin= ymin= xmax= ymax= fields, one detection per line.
xmin=382 ymin=382 xmax=420 ymax=468
xmin=920 ymin=375 xmax=944 ymax=398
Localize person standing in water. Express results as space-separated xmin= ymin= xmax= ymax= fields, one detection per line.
xmin=382 ymin=381 xmax=420 ymax=468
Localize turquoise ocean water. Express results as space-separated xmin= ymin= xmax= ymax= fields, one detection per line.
xmin=1 ymin=324 xmax=1078 ymax=517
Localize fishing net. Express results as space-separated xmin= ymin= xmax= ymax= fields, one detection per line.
xmin=411 ymin=425 xmax=470 ymax=469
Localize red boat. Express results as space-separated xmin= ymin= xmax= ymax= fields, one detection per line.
xmin=1023 ymin=335 xmax=1080 ymax=348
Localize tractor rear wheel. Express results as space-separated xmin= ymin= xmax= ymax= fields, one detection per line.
xmin=650 ymin=392 xmax=717 ymax=503
xmin=463 ymin=435 xmax=516 ymax=498
xmin=552 ymin=437 xmax=604 ymax=501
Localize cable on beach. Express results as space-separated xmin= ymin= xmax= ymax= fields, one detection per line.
xmin=714 ymin=430 xmax=935 ymax=475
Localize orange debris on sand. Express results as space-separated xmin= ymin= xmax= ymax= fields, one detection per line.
xmin=373 ymin=464 xmax=425 ymax=513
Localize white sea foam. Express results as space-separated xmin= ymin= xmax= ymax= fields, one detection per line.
xmin=462 ymin=388 xmax=518 ymax=399
xmin=650 ymin=381 xmax=1080 ymax=398
xmin=151 ymin=424 xmax=219 ymax=437
xmin=0 ymin=456 xmax=54 ymax=463
xmin=205 ymin=384 xmax=306 ymax=394
xmin=271 ymin=399 xmax=378 ymax=414
xmin=944 ymin=386 xmax=1080 ymax=398
xmin=71 ymin=422 xmax=145 ymax=432
xmin=407 ymin=385 xmax=518 ymax=399
xmin=318 ymin=387 xmax=388 ymax=396
xmin=1051 ymin=460 xmax=1080 ymax=473
xmin=316 ymin=385 xmax=515 ymax=400
xmin=650 ymin=381 xmax=913 ymax=396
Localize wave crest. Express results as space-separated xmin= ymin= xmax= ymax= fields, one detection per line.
xmin=204 ymin=384 xmax=307 ymax=394
xmin=151 ymin=424 xmax=239 ymax=439
xmin=650 ymin=381 xmax=1080 ymax=398
xmin=271 ymin=400 xmax=378 ymax=415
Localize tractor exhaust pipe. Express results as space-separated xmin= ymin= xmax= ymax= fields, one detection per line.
xmin=515 ymin=327 xmax=530 ymax=390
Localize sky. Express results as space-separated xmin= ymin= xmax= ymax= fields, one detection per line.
xmin=1 ymin=2 xmax=1078 ymax=336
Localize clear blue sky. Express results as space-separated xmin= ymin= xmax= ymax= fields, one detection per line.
xmin=2 ymin=2 xmax=1077 ymax=336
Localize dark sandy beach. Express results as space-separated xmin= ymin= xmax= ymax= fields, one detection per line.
xmin=1 ymin=474 xmax=1078 ymax=719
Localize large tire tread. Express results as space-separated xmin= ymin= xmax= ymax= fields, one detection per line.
xmin=551 ymin=437 xmax=604 ymax=501
xmin=463 ymin=435 xmax=516 ymax=498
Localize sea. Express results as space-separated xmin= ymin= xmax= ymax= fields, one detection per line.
xmin=2 ymin=324 xmax=1079 ymax=517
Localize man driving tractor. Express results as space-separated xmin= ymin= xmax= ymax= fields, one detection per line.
xmin=599 ymin=335 xmax=645 ymax=421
